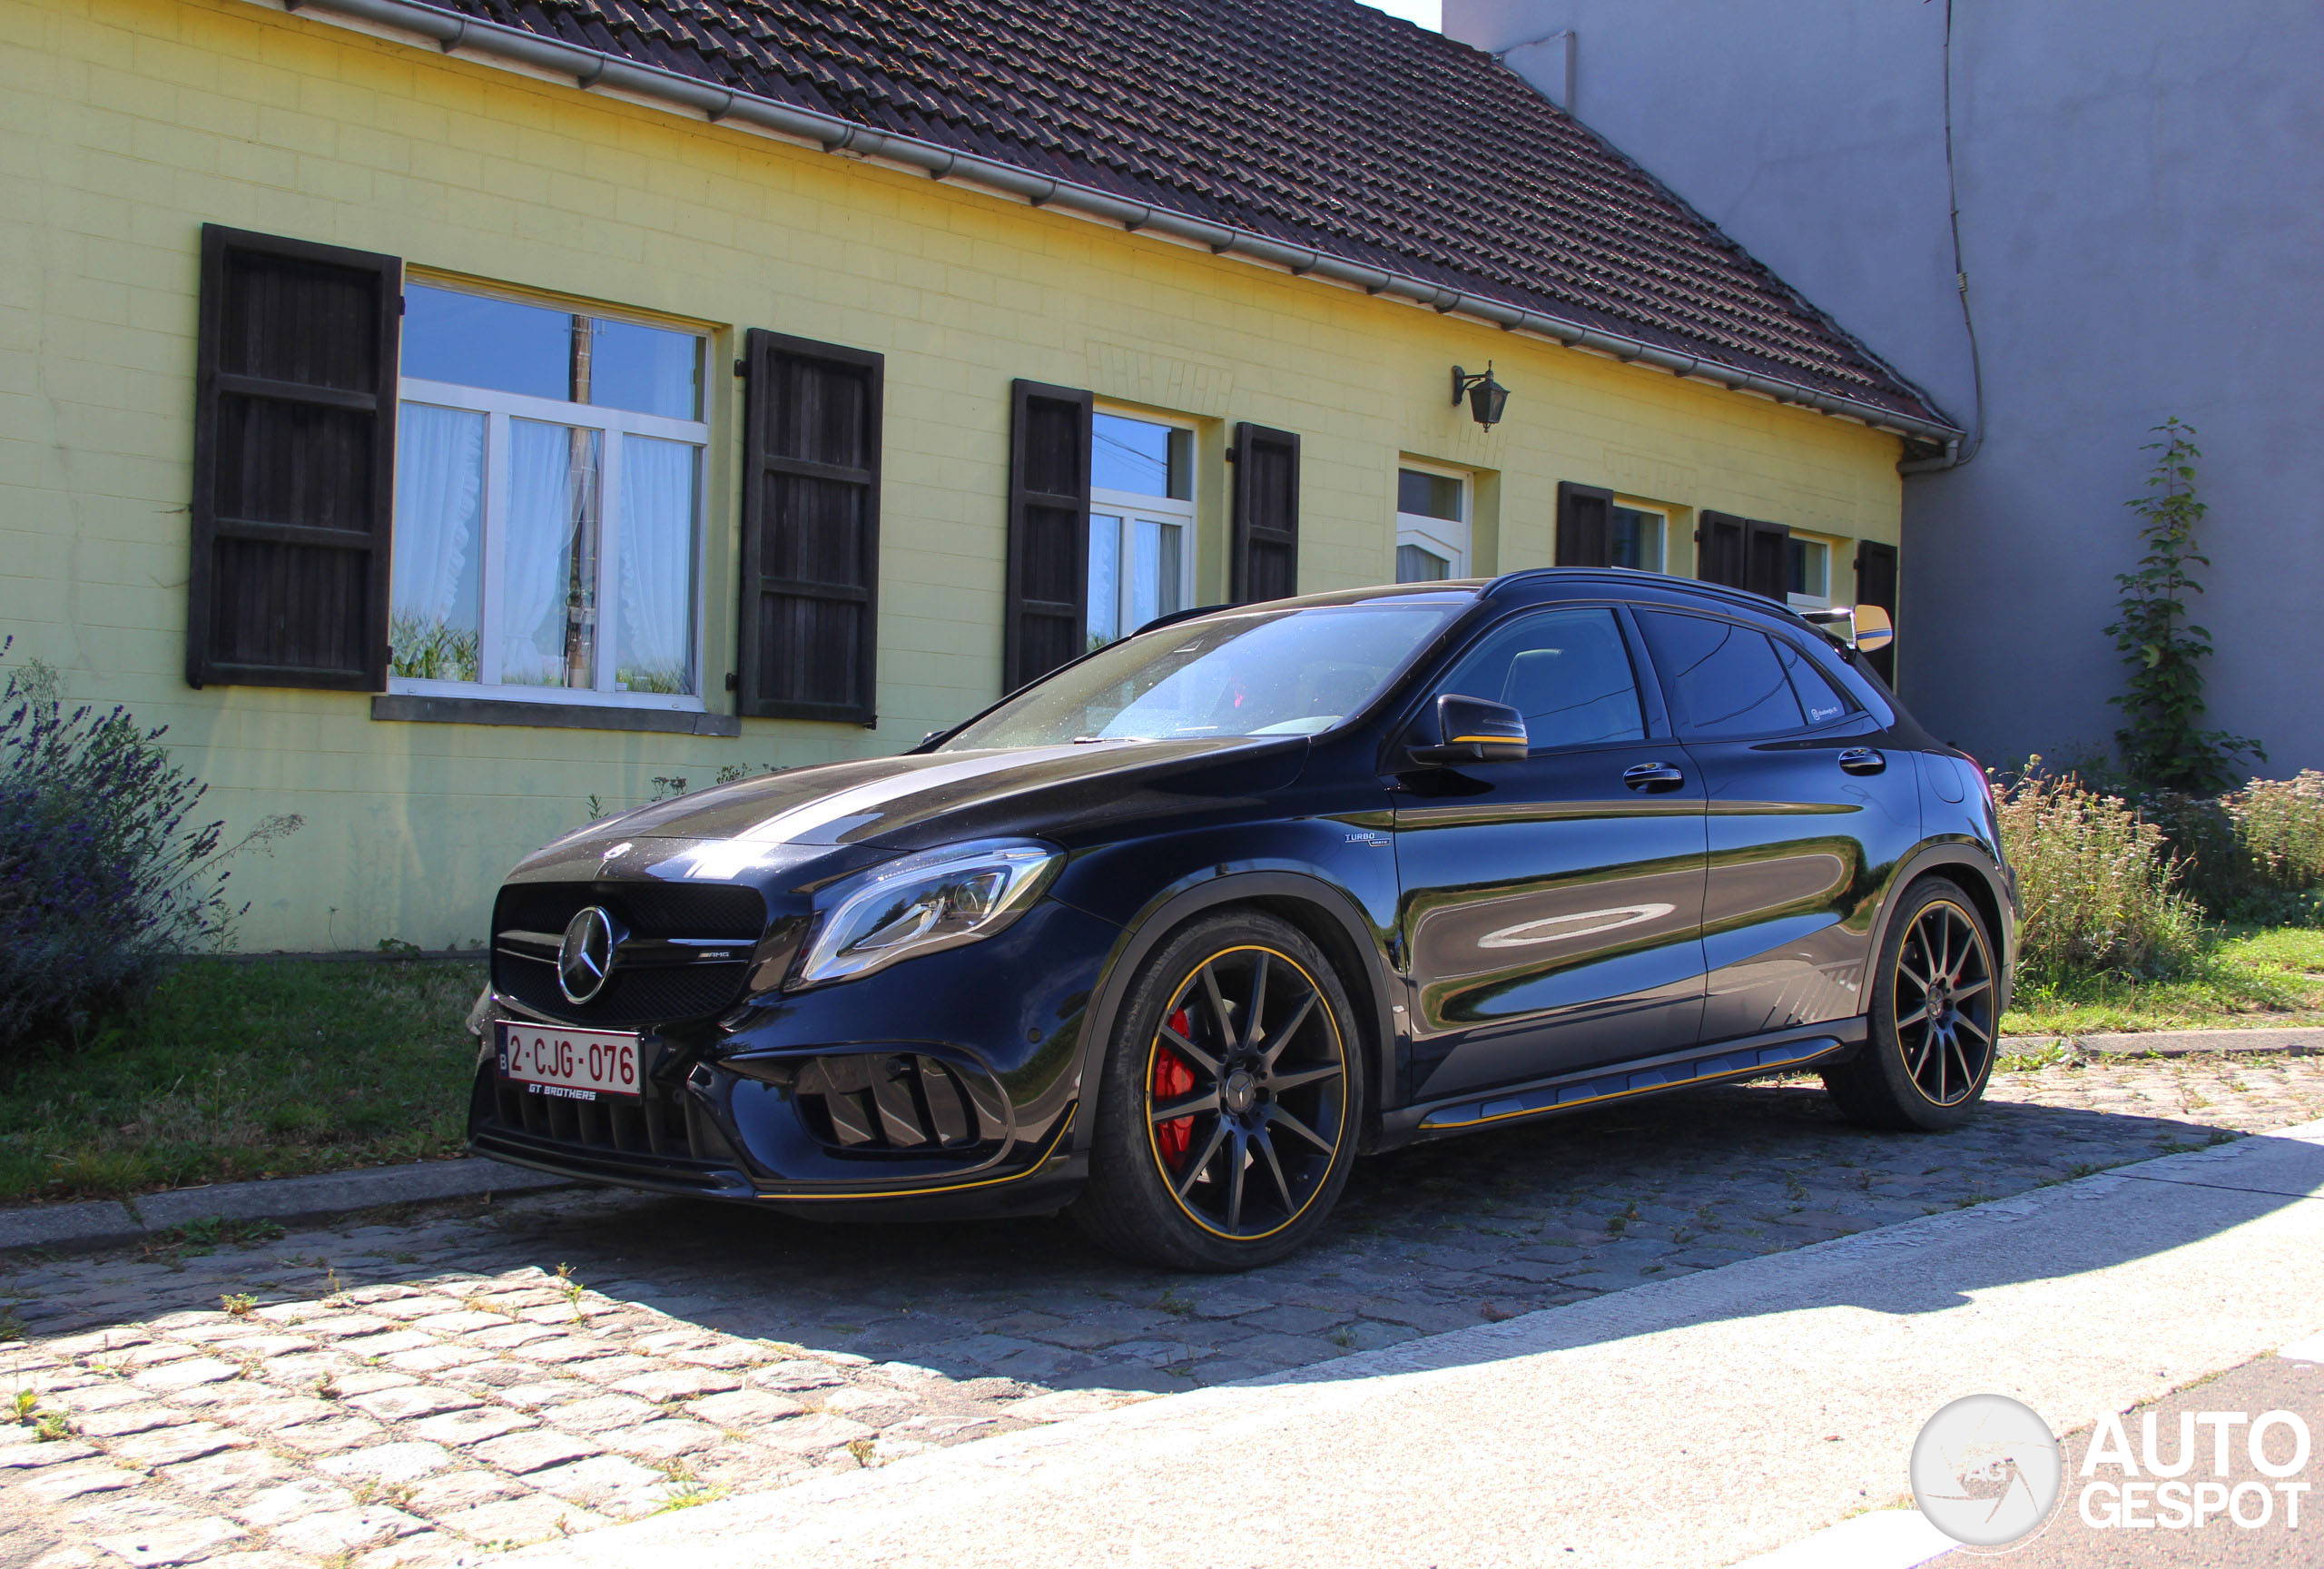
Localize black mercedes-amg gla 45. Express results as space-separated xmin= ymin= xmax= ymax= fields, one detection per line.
xmin=469 ymin=568 xmax=2016 ymax=1270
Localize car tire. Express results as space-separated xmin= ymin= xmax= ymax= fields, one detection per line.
xmin=1068 ymin=909 xmax=1364 ymax=1272
xmin=1823 ymin=876 xmax=2002 ymax=1131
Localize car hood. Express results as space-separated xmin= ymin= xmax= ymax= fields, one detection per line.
xmin=515 ymin=735 xmax=1309 ymax=885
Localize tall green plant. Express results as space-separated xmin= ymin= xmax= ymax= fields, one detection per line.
xmin=2104 ymin=419 xmax=2261 ymax=794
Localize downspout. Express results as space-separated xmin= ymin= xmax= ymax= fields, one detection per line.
xmin=1898 ymin=0 xmax=1985 ymax=475
xmin=255 ymin=0 xmax=1966 ymax=447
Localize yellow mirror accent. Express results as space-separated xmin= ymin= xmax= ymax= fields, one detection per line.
xmin=1853 ymin=604 xmax=1894 ymax=652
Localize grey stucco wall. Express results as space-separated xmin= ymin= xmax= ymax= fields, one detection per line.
xmin=1449 ymin=0 xmax=2324 ymax=776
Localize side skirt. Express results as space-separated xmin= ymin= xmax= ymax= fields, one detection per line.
xmin=1381 ymin=1019 xmax=1867 ymax=1145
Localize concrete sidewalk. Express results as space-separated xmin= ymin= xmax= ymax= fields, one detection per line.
xmin=514 ymin=1122 xmax=2324 ymax=1569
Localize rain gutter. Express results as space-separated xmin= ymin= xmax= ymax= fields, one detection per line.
xmin=261 ymin=0 xmax=1962 ymax=448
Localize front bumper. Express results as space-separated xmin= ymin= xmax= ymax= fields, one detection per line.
xmin=465 ymin=895 xmax=1116 ymax=1220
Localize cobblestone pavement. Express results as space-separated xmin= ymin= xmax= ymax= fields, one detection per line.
xmin=5 ymin=1054 xmax=2321 ymax=1567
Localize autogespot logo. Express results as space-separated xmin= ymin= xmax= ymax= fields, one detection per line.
xmin=1912 ymin=1395 xmax=2314 ymax=1550
xmin=1912 ymin=1395 xmax=2064 ymax=1548
xmin=2075 ymin=1406 xmax=2310 ymax=1533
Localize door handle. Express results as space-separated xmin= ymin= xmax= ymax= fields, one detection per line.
xmin=1623 ymin=762 xmax=1686 ymax=793
xmin=1838 ymin=747 xmax=1887 ymax=775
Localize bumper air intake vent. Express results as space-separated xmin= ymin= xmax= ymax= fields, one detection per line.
xmin=790 ymin=1053 xmax=1011 ymax=1155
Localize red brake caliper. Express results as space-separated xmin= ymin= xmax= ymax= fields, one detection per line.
xmin=1154 ymin=1007 xmax=1196 ymax=1165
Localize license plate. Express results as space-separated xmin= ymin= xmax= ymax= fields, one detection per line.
xmin=497 ymin=1022 xmax=641 ymax=1100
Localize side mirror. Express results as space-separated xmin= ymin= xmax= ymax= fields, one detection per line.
xmin=1801 ymin=603 xmax=1895 ymax=654
xmin=1850 ymin=604 xmax=1893 ymax=653
xmin=1406 ymin=693 xmax=1529 ymax=767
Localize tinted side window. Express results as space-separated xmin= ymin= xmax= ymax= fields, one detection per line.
xmin=1636 ymin=611 xmax=1805 ymax=738
xmin=1439 ymin=607 xmax=1645 ymax=750
xmin=1776 ymin=639 xmax=1855 ymax=728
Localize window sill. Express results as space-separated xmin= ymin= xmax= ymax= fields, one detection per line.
xmin=371 ymin=694 xmax=740 ymax=737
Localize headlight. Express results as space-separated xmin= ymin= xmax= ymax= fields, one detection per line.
xmin=790 ymin=841 xmax=1062 ymax=988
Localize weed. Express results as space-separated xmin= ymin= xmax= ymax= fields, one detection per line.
xmin=0 ymin=1307 xmax=25 ymax=1342
xmin=221 ymin=1293 xmax=256 ymax=1317
xmin=11 ymin=1388 xmax=35 ymax=1422
xmin=1157 ymin=1288 xmax=1195 ymax=1317
xmin=34 ymin=1409 xmax=75 ymax=1441
xmin=845 ymin=1436 xmax=878 ymax=1466
xmin=1328 ymin=1327 xmax=1356 ymax=1349
xmin=313 ymin=1374 xmax=340 ymax=1401
xmin=655 ymin=1480 xmax=729 ymax=1513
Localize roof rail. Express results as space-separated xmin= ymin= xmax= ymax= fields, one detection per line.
xmin=1481 ymin=567 xmax=1812 ymax=622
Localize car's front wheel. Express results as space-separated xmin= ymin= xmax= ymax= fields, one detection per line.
xmin=1824 ymin=876 xmax=2001 ymax=1130
xmin=1069 ymin=910 xmax=1363 ymax=1271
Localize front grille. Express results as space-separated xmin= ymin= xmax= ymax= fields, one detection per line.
xmin=472 ymin=1063 xmax=735 ymax=1164
xmin=791 ymin=1052 xmax=1011 ymax=1154
xmin=494 ymin=962 xmax=748 ymax=1028
xmin=491 ymin=880 xmax=766 ymax=1026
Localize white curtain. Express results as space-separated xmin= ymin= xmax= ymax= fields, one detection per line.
xmin=1087 ymin=514 xmax=1122 ymax=648
xmin=390 ymin=403 xmax=483 ymax=628
xmin=617 ymin=436 xmax=697 ymax=694
xmin=500 ymin=419 xmax=590 ymax=686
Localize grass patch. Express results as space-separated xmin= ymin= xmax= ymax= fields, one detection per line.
xmin=0 ymin=959 xmax=482 ymax=1205
xmin=2006 ymin=926 xmax=2324 ymax=1036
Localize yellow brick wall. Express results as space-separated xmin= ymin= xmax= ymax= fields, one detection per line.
xmin=0 ymin=0 xmax=1907 ymax=949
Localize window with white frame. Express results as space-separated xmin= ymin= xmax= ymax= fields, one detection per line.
xmin=1787 ymin=535 xmax=1835 ymax=610
xmin=1395 ymin=464 xmax=1470 ymax=581
xmin=1610 ymin=503 xmax=1668 ymax=573
xmin=389 ymin=283 xmax=708 ymax=706
xmin=1088 ymin=410 xmax=1196 ymax=650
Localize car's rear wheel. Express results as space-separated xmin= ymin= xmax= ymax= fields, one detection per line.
xmin=1824 ymin=876 xmax=2000 ymax=1130
xmin=1069 ymin=910 xmax=1362 ymax=1271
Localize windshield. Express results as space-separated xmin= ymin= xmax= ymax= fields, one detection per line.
xmin=941 ymin=601 xmax=1463 ymax=750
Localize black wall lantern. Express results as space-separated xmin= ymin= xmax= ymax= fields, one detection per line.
xmin=1451 ymin=362 xmax=1511 ymax=428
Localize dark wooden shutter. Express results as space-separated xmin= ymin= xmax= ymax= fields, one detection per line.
xmin=1004 ymin=380 xmax=1094 ymax=693
xmin=188 ymin=225 xmax=399 ymax=690
xmin=1855 ymin=538 xmax=1900 ymax=685
xmin=1697 ymin=510 xmax=1748 ymax=589
xmin=737 ymin=330 xmax=882 ymax=725
xmin=1231 ymin=423 xmax=1300 ymax=602
xmin=1745 ymin=518 xmax=1791 ymax=600
xmin=1556 ymin=481 xmax=1613 ymax=567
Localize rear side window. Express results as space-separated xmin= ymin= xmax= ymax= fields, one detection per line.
xmin=1776 ymin=640 xmax=1855 ymax=728
xmin=1635 ymin=610 xmax=1804 ymax=739
xmin=1438 ymin=607 xmax=1646 ymax=751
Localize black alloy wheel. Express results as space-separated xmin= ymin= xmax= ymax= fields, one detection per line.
xmin=1824 ymin=876 xmax=2000 ymax=1131
xmin=1146 ymin=944 xmax=1348 ymax=1239
xmin=1071 ymin=911 xmax=1362 ymax=1270
xmin=1892 ymin=897 xmax=1998 ymax=1106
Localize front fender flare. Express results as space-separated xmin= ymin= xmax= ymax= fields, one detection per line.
xmin=1062 ymin=869 xmax=1400 ymax=1155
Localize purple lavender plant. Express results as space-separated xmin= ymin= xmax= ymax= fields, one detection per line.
xmin=0 ymin=639 xmax=300 ymax=1051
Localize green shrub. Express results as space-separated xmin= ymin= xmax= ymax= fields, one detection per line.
xmin=0 ymin=646 xmax=299 ymax=1053
xmin=2230 ymin=772 xmax=2324 ymax=890
xmin=1995 ymin=764 xmax=2203 ymax=982
xmin=2140 ymin=772 xmax=2324 ymax=926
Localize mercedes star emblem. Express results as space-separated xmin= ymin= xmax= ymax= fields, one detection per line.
xmin=557 ymin=905 xmax=621 ymax=1004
